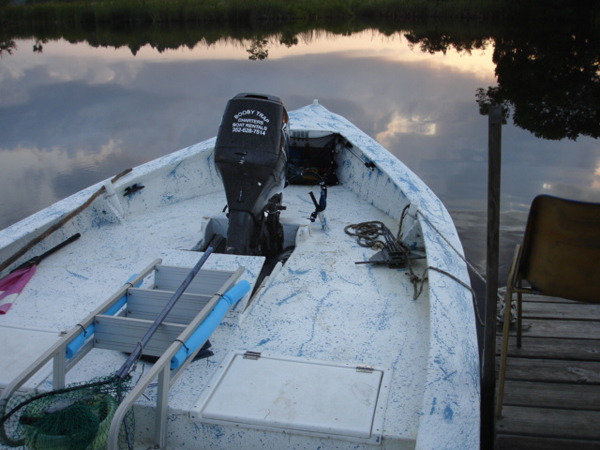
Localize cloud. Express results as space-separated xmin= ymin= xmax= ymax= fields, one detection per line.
xmin=0 ymin=140 xmax=124 ymax=227
xmin=376 ymin=111 xmax=437 ymax=147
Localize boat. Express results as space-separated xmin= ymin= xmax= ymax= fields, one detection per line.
xmin=0 ymin=94 xmax=480 ymax=450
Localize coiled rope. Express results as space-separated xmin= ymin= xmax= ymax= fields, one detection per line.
xmin=343 ymin=221 xmax=391 ymax=250
xmin=344 ymin=219 xmax=429 ymax=301
xmin=345 ymin=208 xmax=485 ymax=327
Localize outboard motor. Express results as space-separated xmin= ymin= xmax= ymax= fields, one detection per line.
xmin=215 ymin=93 xmax=289 ymax=256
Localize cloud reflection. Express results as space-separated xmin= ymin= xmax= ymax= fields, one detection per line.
xmin=0 ymin=140 xmax=120 ymax=222
xmin=376 ymin=110 xmax=436 ymax=147
xmin=0 ymin=33 xmax=598 ymax=235
xmin=593 ymin=162 xmax=600 ymax=190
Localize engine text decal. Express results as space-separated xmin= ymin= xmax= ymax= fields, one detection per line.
xmin=232 ymin=110 xmax=270 ymax=136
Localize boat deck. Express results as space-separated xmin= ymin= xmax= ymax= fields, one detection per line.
xmin=0 ymin=183 xmax=431 ymax=449
xmin=494 ymin=292 xmax=600 ymax=449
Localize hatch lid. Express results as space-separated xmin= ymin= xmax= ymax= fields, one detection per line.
xmin=0 ymin=325 xmax=60 ymax=391
xmin=193 ymin=351 xmax=391 ymax=444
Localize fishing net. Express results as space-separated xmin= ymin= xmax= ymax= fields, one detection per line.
xmin=0 ymin=375 xmax=134 ymax=450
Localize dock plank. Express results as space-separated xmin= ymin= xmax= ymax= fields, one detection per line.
xmin=496 ymin=406 xmax=600 ymax=440
xmin=521 ymin=302 xmax=600 ymax=320
xmin=494 ymin=292 xmax=600 ymax=449
xmin=514 ymin=318 xmax=599 ymax=339
xmin=496 ymin=357 xmax=600 ymax=384
xmin=502 ymin=380 xmax=600 ymax=410
xmin=495 ymin=336 xmax=600 ymax=361
xmin=496 ymin=435 xmax=600 ymax=450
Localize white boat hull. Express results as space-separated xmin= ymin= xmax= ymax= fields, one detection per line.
xmin=0 ymin=101 xmax=479 ymax=449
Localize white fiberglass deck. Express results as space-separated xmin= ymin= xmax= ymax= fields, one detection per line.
xmin=0 ymin=183 xmax=430 ymax=448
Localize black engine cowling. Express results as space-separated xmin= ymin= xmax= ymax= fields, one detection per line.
xmin=214 ymin=93 xmax=289 ymax=256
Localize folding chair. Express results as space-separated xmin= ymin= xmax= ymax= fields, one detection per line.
xmin=496 ymin=194 xmax=600 ymax=417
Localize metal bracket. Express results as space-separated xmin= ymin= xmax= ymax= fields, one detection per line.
xmin=243 ymin=351 xmax=261 ymax=360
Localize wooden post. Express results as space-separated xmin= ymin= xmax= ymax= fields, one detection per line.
xmin=481 ymin=105 xmax=502 ymax=449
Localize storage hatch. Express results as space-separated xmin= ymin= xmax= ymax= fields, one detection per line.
xmin=192 ymin=351 xmax=391 ymax=444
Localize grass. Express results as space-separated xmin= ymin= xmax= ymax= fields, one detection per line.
xmin=0 ymin=0 xmax=514 ymax=28
xmin=1 ymin=0 xmax=596 ymax=46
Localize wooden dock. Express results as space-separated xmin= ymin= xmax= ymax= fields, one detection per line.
xmin=494 ymin=292 xmax=600 ymax=450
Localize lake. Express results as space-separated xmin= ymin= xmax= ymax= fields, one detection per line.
xmin=1 ymin=26 xmax=599 ymax=345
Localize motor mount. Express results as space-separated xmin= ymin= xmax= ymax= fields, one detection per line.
xmin=214 ymin=93 xmax=289 ymax=256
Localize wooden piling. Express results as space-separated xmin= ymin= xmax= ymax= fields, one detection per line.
xmin=481 ymin=105 xmax=503 ymax=449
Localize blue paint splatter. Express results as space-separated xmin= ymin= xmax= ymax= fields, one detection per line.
xmin=429 ymin=397 xmax=437 ymax=415
xmin=444 ymin=404 xmax=454 ymax=422
xmin=320 ymin=269 xmax=328 ymax=283
xmin=161 ymin=194 xmax=175 ymax=204
xmin=335 ymin=274 xmax=363 ymax=287
xmin=287 ymin=268 xmax=310 ymax=276
xmin=276 ymin=292 xmax=299 ymax=306
xmin=66 ymin=270 xmax=88 ymax=280
xmin=258 ymin=338 xmax=271 ymax=346
xmin=167 ymin=161 xmax=184 ymax=178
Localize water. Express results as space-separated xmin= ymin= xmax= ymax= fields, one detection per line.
xmin=1 ymin=29 xmax=599 ymax=341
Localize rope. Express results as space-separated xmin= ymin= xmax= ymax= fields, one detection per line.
xmin=417 ymin=210 xmax=489 ymax=287
xmin=416 ymin=210 xmax=488 ymax=326
xmin=345 ymin=219 xmax=423 ymax=297
xmin=75 ymin=323 xmax=87 ymax=336
xmin=346 ymin=211 xmax=485 ymax=327
xmin=344 ymin=221 xmax=388 ymax=249
xmin=174 ymin=339 xmax=190 ymax=353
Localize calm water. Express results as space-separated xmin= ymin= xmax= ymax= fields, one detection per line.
xmin=1 ymin=30 xmax=599 ymax=318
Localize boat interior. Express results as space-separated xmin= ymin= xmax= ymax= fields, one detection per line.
xmin=0 ymin=103 xmax=462 ymax=449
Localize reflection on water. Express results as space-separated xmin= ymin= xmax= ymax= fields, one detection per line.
xmin=0 ymin=30 xmax=599 ymax=301
xmin=476 ymin=26 xmax=600 ymax=141
xmin=452 ymin=210 xmax=529 ymax=283
xmin=376 ymin=111 xmax=437 ymax=141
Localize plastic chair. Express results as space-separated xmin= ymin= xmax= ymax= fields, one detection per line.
xmin=496 ymin=194 xmax=600 ymax=418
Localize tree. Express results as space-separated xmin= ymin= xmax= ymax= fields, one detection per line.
xmin=477 ymin=27 xmax=600 ymax=140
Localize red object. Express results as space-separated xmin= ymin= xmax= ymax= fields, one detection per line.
xmin=0 ymin=266 xmax=37 ymax=314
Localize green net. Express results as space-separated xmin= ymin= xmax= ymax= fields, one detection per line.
xmin=0 ymin=375 xmax=134 ymax=450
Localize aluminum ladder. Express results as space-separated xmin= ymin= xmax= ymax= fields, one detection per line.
xmin=0 ymin=258 xmax=244 ymax=449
